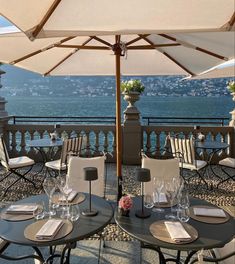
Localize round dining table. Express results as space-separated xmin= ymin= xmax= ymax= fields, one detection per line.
xmin=0 ymin=193 xmax=113 ymax=263
xmin=115 ymin=196 xmax=235 ymax=264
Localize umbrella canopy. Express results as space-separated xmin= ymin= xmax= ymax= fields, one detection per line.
xmin=0 ymin=31 xmax=234 ymax=76
xmin=188 ymin=59 xmax=235 ymax=79
xmin=0 ymin=0 xmax=234 ymax=39
xmin=0 ymin=30 xmax=234 ymax=198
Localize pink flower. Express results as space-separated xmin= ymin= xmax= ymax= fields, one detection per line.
xmin=119 ymin=195 xmax=133 ymax=210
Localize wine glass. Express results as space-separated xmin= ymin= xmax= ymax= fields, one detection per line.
xmin=152 ymin=177 xmax=165 ymax=212
xmin=57 ymin=175 xmax=71 ymax=218
xmin=43 ymin=175 xmax=56 ymax=218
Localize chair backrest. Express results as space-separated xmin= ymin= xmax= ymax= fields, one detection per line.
xmin=141 ymin=155 xmax=180 ymax=195
xmin=60 ymin=136 xmax=84 ymax=166
xmin=170 ymin=136 xmax=195 ymax=165
xmin=0 ymin=136 xmax=9 ymax=169
xmin=66 ymin=155 xmax=106 ymax=197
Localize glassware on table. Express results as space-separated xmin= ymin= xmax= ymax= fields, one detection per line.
xmin=69 ymin=205 xmax=80 ymax=222
xmin=43 ymin=175 xmax=56 ymax=218
xmin=144 ymin=194 xmax=154 ymax=209
xmin=33 ymin=201 xmax=45 ymax=220
xmin=177 ymin=190 xmax=190 ymax=222
xmin=152 ymin=177 xmax=165 ymax=212
xmin=57 ymin=175 xmax=72 ymax=219
xmin=165 ymin=179 xmax=179 ymax=220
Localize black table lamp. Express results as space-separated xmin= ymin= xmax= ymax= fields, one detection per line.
xmin=82 ymin=167 xmax=98 ymax=217
xmin=135 ymin=168 xmax=151 ymax=218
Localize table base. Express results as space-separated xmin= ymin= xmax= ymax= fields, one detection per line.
xmin=0 ymin=242 xmax=76 ymax=264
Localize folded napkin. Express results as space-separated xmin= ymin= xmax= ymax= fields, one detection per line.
xmin=36 ymin=219 xmax=64 ymax=240
xmin=193 ymin=207 xmax=226 ymax=218
xmin=158 ymin=193 xmax=168 ymax=204
xmin=6 ymin=204 xmax=38 ymax=215
xmin=59 ymin=190 xmax=77 ymax=202
xmin=165 ymin=221 xmax=191 ymax=243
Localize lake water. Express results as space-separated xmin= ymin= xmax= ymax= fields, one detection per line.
xmin=5 ymin=95 xmax=233 ymax=121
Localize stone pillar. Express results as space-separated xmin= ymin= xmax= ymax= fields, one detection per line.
xmin=0 ymin=69 xmax=8 ymax=119
xmin=122 ymin=93 xmax=142 ymax=165
xmin=0 ymin=68 xmax=10 ymax=138
xmin=229 ymin=110 xmax=235 ymax=158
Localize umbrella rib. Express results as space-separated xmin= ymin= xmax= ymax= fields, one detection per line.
xmin=91 ymin=36 xmax=112 ymax=47
xmin=58 ymin=45 xmax=110 ymax=50
xmin=221 ymin=12 xmax=235 ymax=30
xmin=163 ymin=52 xmax=194 ymax=76
xmin=159 ymin=34 xmax=228 ymax=60
xmin=43 ymin=50 xmax=77 ymax=76
xmin=127 ymin=44 xmax=180 ymax=49
xmin=10 ymin=36 xmax=75 ymax=64
xmin=44 ymin=37 xmax=94 ymax=75
xmin=30 ymin=0 xmax=62 ymax=39
xmin=125 ymin=35 xmax=150 ymax=46
xmin=138 ymin=35 xmax=194 ymax=74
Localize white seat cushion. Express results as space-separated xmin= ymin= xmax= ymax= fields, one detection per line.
xmin=180 ymin=160 xmax=207 ymax=171
xmin=45 ymin=159 xmax=66 ymax=171
xmin=219 ymin=158 xmax=235 ymax=168
xmin=214 ymin=238 xmax=235 ymax=264
xmin=7 ymin=156 xmax=35 ymax=169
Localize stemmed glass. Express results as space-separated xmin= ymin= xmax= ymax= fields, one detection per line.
xmin=152 ymin=177 xmax=165 ymax=212
xmin=43 ymin=175 xmax=56 ymax=218
xmin=57 ymin=175 xmax=71 ymax=218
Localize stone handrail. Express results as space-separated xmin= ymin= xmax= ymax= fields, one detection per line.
xmin=142 ymin=125 xmax=234 ymax=163
xmin=4 ymin=124 xmax=116 ymax=163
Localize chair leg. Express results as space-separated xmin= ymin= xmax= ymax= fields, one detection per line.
xmin=217 ymin=166 xmax=235 ymax=188
xmin=0 ymin=171 xmax=12 ymax=183
xmin=11 ymin=167 xmax=37 ymax=188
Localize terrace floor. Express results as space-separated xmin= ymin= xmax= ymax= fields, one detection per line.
xmin=0 ymin=163 xmax=234 ymax=263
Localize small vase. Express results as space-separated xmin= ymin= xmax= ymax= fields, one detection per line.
xmin=119 ymin=208 xmax=130 ymax=217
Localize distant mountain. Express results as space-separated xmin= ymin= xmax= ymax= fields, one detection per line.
xmin=0 ymin=64 xmax=231 ymax=98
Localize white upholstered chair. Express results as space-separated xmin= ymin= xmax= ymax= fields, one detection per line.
xmin=66 ymin=155 xmax=106 ymax=198
xmin=141 ymin=154 xmax=181 ymax=196
xmin=169 ymin=136 xmax=208 ymax=187
xmin=45 ymin=136 xmax=84 ymax=175
xmin=0 ymin=135 xmax=36 ymax=196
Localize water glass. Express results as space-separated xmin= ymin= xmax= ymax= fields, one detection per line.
xmin=144 ymin=194 xmax=154 ymax=209
xmin=177 ymin=190 xmax=190 ymax=222
xmin=69 ymin=205 xmax=80 ymax=222
xmin=34 ymin=201 xmax=45 ymax=220
xmin=177 ymin=206 xmax=190 ymax=222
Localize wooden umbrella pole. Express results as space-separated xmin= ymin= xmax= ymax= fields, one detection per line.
xmin=113 ymin=42 xmax=123 ymax=201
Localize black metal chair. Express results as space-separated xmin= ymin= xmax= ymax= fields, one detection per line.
xmin=217 ymin=157 xmax=235 ymax=188
xmin=0 ymin=135 xmax=36 ymax=197
xmin=45 ymin=136 xmax=84 ymax=176
xmin=169 ymin=136 xmax=209 ymax=188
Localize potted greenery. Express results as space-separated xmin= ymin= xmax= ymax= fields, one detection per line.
xmin=121 ymin=79 xmax=145 ymax=108
xmin=227 ymin=80 xmax=235 ymax=101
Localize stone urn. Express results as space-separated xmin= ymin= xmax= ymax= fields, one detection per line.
xmin=123 ymin=92 xmax=140 ymax=122
xmin=231 ymin=92 xmax=235 ymax=101
xmin=123 ymin=91 xmax=140 ymax=108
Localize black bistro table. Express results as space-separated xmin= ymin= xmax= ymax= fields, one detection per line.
xmin=115 ymin=196 xmax=235 ymax=264
xmin=195 ymin=140 xmax=229 ymax=187
xmin=28 ymin=138 xmax=63 ymax=162
xmin=0 ymin=193 xmax=113 ymax=263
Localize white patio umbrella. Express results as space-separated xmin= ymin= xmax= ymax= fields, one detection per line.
xmin=0 ymin=0 xmax=234 ymax=197
xmin=0 ymin=30 xmax=234 ymax=198
xmin=0 ymin=0 xmax=234 ymax=39
xmin=188 ymin=59 xmax=235 ymax=79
